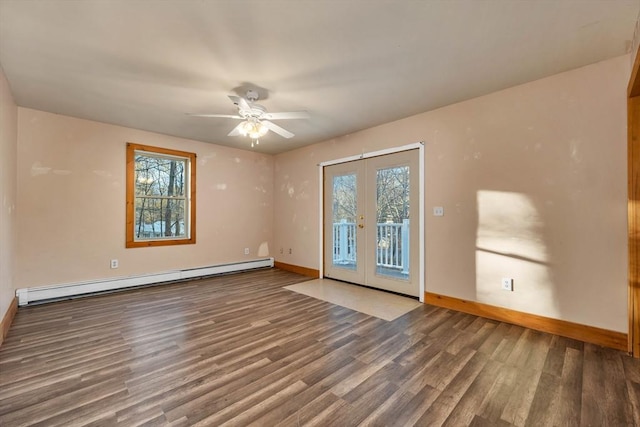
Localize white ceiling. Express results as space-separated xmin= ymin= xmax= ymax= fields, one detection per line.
xmin=1 ymin=0 xmax=639 ymax=154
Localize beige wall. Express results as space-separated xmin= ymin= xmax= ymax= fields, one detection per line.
xmin=274 ymin=55 xmax=629 ymax=333
xmin=16 ymin=108 xmax=273 ymax=288
xmin=0 ymin=65 xmax=18 ymax=318
xmin=632 ymin=12 xmax=639 ymax=69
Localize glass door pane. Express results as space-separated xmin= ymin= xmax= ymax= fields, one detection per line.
xmin=375 ymin=165 xmax=410 ymax=280
xmin=364 ymin=150 xmax=419 ymax=297
xmin=332 ymin=173 xmax=357 ymax=271
xmin=324 ymin=161 xmax=365 ymax=285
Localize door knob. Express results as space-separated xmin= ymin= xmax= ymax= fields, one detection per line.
xmin=358 ymin=224 xmax=364 ymax=228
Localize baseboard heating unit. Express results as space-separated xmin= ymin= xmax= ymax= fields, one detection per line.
xmin=16 ymin=258 xmax=274 ymax=306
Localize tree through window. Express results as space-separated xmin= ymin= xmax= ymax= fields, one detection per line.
xmin=126 ymin=143 xmax=196 ymax=248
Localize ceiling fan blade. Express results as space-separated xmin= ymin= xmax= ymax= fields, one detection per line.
xmin=261 ymin=120 xmax=294 ymax=138
xmin=264 ymin=111 xmax=310 ymax=120
xmin=229 ymin=95 xmax=252 ymax=112
xmin=186 ymin=113 xmax=243 ymax=119
xmin=228 ymin=123 xmax=244 ymax=137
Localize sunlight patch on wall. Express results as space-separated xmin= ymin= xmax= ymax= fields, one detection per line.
xmin=476 ymin=190 xmax=558 ymax=316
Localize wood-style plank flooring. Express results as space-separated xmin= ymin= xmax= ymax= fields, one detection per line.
xmin=0 ymin=268 xmax=639 ymax=426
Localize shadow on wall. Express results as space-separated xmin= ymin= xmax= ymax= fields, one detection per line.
xmin=475 ymin=190 xmax=559 ymax=317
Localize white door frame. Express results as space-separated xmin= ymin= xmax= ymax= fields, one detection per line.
xmin=318 ymin=142 xmax=425 ymax=302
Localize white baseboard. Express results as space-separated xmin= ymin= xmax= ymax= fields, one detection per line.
xmin=16 ymin=258 xmax=274 ymax=306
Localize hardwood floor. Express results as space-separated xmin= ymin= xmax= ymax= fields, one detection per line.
xmin=0 ymin=268 xmax=638 ymax=426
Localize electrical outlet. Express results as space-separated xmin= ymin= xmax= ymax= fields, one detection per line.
xmin=244 ymin=248 xmax=250 ymax=255
xmin=433 ymin=206 xmax=444 ymax=216
xmin=289 ymin=248 xmax=292 ymax=254
xmin=110 ymin=259 xmax=118 ymax=269
xmin=280 ymin=248 xmax=283 ymax=254
xmin=501 ymin=277 xmax=513 ymax=291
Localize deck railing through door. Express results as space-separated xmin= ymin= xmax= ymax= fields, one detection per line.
xmin=332 ymin=219 xmax=409 ymax=273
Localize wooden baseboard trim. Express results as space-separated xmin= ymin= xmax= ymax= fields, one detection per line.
xmin=0 ymin=297 xmax=18 ymax=347
xmin=425 ymin=292 xmax=628 ymax=352
xmin=274 ymin=261 xmax=320 ymax=278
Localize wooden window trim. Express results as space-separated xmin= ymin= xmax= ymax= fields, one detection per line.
xmin=126 ymin=142 xmax=196 ymax=248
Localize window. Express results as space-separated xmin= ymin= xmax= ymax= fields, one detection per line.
xmin=126 ymin=143 xmax=196 ymax=248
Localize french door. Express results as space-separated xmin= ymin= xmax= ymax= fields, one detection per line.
xmin=323 ymin=150 xmax=419 ymax=297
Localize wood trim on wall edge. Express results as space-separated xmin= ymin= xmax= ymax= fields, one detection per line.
xmin=425 ymin=292 xmax=628 ymax=352
xmin=629 ymin=96 xmax=640 ymax=358
xmin=274 ymin=261 xmax=320 ymax=278
xmin=0 ymin=297 xmax=18 ymax=347
xmin=629 ymin=43 xmax=640 ymax=358
xmin=629 ymin=44 xmax=640 ymax=97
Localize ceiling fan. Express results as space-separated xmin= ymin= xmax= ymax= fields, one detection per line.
xmin=187 ymin=90 xmax=309 ymax=147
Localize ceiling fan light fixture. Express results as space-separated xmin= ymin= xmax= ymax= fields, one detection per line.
xmin=239 ymin=120 xmax=268 ymax=139
xmin=253 ymin=123 xmax=269 ymax=139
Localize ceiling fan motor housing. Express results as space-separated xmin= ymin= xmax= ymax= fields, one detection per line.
xmin=245 ymin=90 xmax=259 ymax=102
xmin=238 ymin=103 xmax=267 ymax=119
